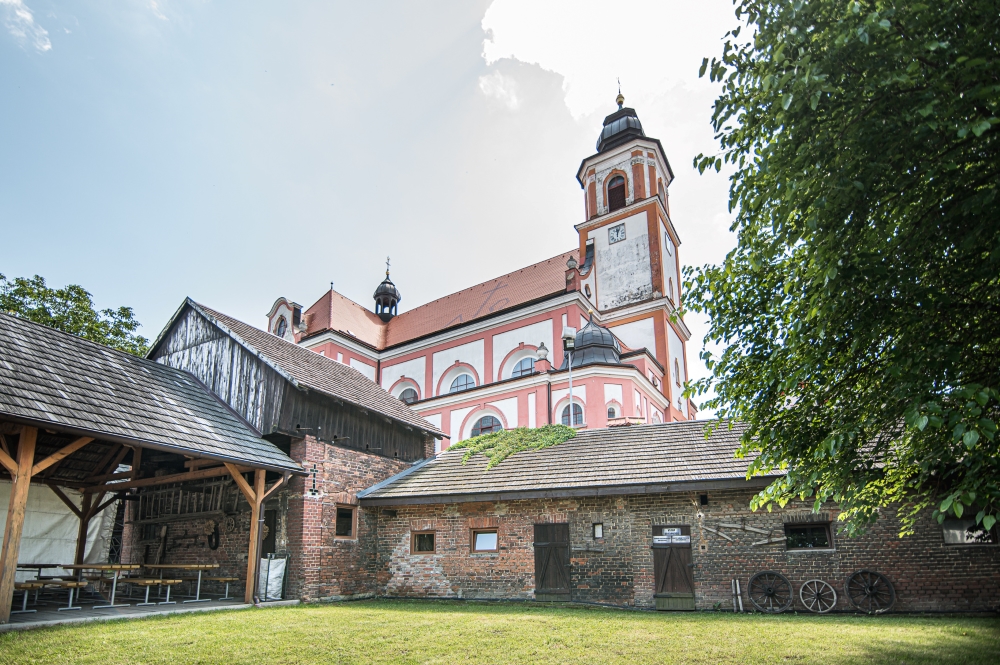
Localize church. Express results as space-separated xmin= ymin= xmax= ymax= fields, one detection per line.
xmin=265 ymin=94 xmax=696 ymax=449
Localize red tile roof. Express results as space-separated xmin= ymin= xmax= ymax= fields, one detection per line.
xmin=302 ymin=250 xmax=577 ymax=350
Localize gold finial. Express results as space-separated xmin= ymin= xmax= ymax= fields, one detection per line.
xmin=616 ymin=78 xmax=624 ymax=109
xmin=588 ymin=308 xmax=594 ymax=315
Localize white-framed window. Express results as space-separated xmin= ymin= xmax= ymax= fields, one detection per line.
xmin=449 ymin=374 xmax=475 ymax=393
xmin=511 ymin=357 xmax=535 ymax=378
xmin=561 ymin=403 xmax=584 ymax=426
xmin=607 ymin=405 xmax=618 ymax=419
xmin=471 ymin=416 xmax=503 ymax=437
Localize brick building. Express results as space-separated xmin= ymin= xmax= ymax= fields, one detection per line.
xmin=359 ymin=421 xmax=1000 ymax=613
xmin=137 ymin=299 xmax=442 ymax=602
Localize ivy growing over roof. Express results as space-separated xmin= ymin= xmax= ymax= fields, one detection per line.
xmin=451 ymin=425 xmax=577 ymax=470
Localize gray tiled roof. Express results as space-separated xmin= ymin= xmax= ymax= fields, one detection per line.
xmin=187 ymin=301 xmax=444 ymax=438
xmin=0 ymin=312 xmax=301 ymax=473
xmin=359 ymin=420 xmax=777 ymax=504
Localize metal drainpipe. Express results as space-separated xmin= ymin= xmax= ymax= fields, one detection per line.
xmin=546 ymin=379 xmax=552 ymax=425
xmin=567 ymin=350 xmax=574 ymax=427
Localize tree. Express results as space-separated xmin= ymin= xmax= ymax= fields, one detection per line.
xmin=0 ymin=274 xmax=149 ymax=356
xmin=687 ymin=0 xmax=999 ymax=535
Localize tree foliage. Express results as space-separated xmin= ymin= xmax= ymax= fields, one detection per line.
xmin=687 ymin=1 xmax=1000 ymax=535
xmin=450 ymin=425 xmax=577 ymax=470
xmin=0 ymin=274 xmax=149 ymax=356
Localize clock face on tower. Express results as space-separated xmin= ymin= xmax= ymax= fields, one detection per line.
xmin=609 ymin=223 xmax=626 ymax=244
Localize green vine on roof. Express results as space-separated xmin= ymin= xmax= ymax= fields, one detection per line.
xmin=450 ymin=424 xmax=576 ymax=470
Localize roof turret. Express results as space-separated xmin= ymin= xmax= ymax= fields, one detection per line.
xmin=560 ymin=312 xmax=621 ymax=369
xmin=596 ymin=93 xmax=645 ymax=153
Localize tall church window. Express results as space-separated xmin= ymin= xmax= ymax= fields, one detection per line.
xmin=398 ymin=388 xmax=418 ymax=404
xmin=675 ymin=359 xmax=682 ymax=387
xmin=511 ymin=357 xmax=535 ymax=378
xmin=607 ymin=175 xmax=626 ymax=212
xmin=449 ymin=374 xmax=475 ymax=393
xmin=561 ymin=403 xmax=584 ymax=426
xmin=471 ymin=416 xmax=502 ymax=437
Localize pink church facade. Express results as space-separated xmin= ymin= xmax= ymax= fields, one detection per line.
xmin=265 ymin=97 xmax=697 ymax=451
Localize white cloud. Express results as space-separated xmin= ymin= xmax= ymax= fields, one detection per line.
xmin=149 ymin=0 xmax=168 ymax=21
xmin=482 ymin=0 xmax=734 ymax=119
xmin=1 ymin=0 xmax=51 ymax=52
xmin=478 ymin=70 xmax=519 ymax=109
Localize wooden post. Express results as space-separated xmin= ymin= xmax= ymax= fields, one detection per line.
xmin=245 ymin=469 xmax=265 ymax=604
xmin=73 ymin=492 xmax=106 ymax=565
xmin=0 ymin=427 xmax=37 ymax=623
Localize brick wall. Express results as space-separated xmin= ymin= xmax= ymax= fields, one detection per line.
xmin=285 ymin=437 xmax=411 ymax=602
xmin=371 ymin=490 xmax=1000 ymax=612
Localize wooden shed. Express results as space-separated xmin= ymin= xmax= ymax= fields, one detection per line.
xmin=0 ymin=312 xmax=303 ymax=623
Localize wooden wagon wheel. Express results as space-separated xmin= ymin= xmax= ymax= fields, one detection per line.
xmin=845 ymin=570 xmax=895 ymax=614
xmin=747 ymin=570 xmax=793 ymax=613
xmin=799 ymin=579 xmax=837 ymax=613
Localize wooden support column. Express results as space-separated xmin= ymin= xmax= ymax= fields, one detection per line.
xmin=226 ymin=464 xmax=266 ymax=605
xmin=73 ymin=492 xmax=107 ymax=565
xmin=0 ymin=427 xmax=37 ymax=624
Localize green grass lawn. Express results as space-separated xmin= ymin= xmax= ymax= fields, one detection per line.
xmin=1 ymin=600 xmax=998 ymax=665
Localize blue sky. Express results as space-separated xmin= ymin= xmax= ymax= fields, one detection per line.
xmin=0 ymin=0 xmax=738 ymax=404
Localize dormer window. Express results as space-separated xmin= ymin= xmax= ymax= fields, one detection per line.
xmin=607 ymin=175 xmax=626 ymax=212
xmin=273 ymin=317 xmax=287 ymax=338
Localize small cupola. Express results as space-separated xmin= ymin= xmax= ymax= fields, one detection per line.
xmin=373 ymin=258 xmax=401 ymax=323
xmin=561 ymin=311 xmax=622 ymax=369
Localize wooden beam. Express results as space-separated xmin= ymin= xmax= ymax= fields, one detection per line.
xmin=91 ymin=494 xmax=120 ymax=517
xmin=31 ymin=437 xmax=94 ymax=477
xmin=82 ymin=464 xmax=234 ymax=493
xmin=0 ymin=433 xmax=9 ymax=457
xmin=225 ymin=463 xmax=256 ymax=504
xmin=130 ymin=446 xmax=142 ymax=480
xmin=261 ymin=472 xmax=290 ymax=503
xmin=92 ymin=443 xmax=124 ymax=477
xmin=0 ymin=426 xmax=37 ymax=623
xmin=0 ymin=449 xmax=14 ymax=476
xmin=85 ymin=470 xmax=133 ymax=485
xmin=245 ymin=469 xmax=265 ymax=604
xmin=47 ymin=484 xmax=83 ymax=518
xmin=73 ymin=493 xmax=96 ymax=565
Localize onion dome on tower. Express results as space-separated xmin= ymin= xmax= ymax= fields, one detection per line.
xmin=373 ymin=258 xmax=401 ymax=323
xmin=596 ymin=92 xmax=646 ymax=153
xmin=561 ymin=312 xmax=622 ymax=369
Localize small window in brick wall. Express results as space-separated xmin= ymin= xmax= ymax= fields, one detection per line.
xmin=471 ymin=529 xmax=498 ymax=552
xmin=593 ymin=523 xmax=604 ymax=539
xmin=942 ymin=519 xmax=997 ymax=545
xmin=335 ymin=506 xmax=356 ymax=539
xmin=784 ymin=523 xmax=832 ymax=550
xmin=412 ymin=531 xmax=436 ymax=554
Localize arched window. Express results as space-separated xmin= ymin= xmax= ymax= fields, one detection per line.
xmin=471 ymin=415 xmax=503 ymax=437
xmin=398 ymin=388 xmax=418 ymax=404
xmin=511 ymin=357 xmax=535 ymax=378
xmin=561 ymin=403 xmax=584 ymax=426
xmin=449 ymin=374 xmax=475 ymax=393
xmin=674 ymin=359 xmax=682 ymax=387
xmin=668 ymin=278 xmax=675 ymax=303
xmin=607 ymin=405 xmax=618 ymax=419
xmin=273 ymin=317 xmax=287 ymax=338
xmin=606 ymin=175 xmax=626 ymax=212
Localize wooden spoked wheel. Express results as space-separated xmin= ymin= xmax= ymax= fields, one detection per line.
xmin=747 ymin=570 xmax=793 ymax=613
xmin=799 ymin=579 xmax=837 ymax=613
xmin=845 ymin=570 xmax=895 ymax=614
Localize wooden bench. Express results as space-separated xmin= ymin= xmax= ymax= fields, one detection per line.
xmin=130 ymin=578 xmax=183 ymax=606
xmin=12 ymin=581 xmax=45 ymax=614
xmin=203 ymin=576 xmax=240 ymax=600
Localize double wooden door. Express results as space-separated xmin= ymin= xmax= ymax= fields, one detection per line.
xmin=533 ymin=523 xmax=570 ymax=601
xmin=652 ymin=524 xmax=695 ymax=610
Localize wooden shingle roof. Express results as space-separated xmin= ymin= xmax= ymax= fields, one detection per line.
xmin=359 ymin=420 xmax=776 ymax=504
xmin=185 ymin=301 xmax=444 ymax=438
xmin=0 ymin=312 xmax=301 ymax=473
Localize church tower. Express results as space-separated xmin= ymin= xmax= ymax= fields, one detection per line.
xmin=373 ymin=259 xmax=401 ymax=323
xmin=573 ymin=94 xmax=692 ymax=418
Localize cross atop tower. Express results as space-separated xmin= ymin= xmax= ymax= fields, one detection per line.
xmin=386 ymin=256 xmax=391 ymax=275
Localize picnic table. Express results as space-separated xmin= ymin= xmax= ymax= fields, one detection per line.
xmin=16 ymin=564 xmax=67 ymax=602
xmin=61 ymin=564 xmax=141 ymax=609
xmin=143 ymin=563 xmax=220 ymax=603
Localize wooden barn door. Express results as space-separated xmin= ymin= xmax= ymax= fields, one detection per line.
xmin=534 ymin=523 xmax=570 ymax=602
xmin=652 ymin=525 xmax=695 ymax=610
